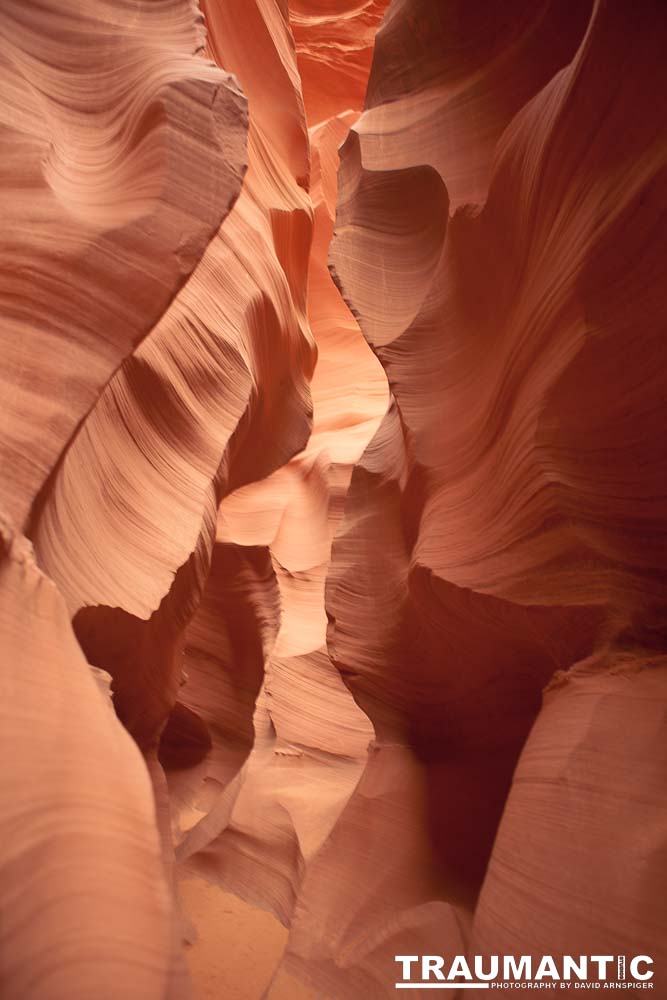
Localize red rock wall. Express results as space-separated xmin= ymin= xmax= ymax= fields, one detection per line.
xmin=327 ymin=0 xmax=667 ymax=993
xmin=1 ymin=1 xmax=666 ymax=997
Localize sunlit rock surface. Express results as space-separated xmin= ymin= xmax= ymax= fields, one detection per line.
xmin=0 ymin=0 xmax=247 ymax=528
xmin=1 ymin=1 xmax=665 ymax=998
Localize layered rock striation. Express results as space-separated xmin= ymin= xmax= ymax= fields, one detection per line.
xmin=1 ymin=1 xmax=666 ymax=998
xmin=327 ymin=0 xmax=667 ymax=993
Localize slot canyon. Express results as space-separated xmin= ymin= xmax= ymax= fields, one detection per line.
xmin=0 ymin=1 xmax=666 ymax=998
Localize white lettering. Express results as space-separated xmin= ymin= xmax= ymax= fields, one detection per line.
xmin=422 ymin=956 xmax=445 ymax=981
xmin=630 ymin=957 xmax=653 ymax=981
xmin=392 ymin=954 xmax=655 ymax=987
xmin=395 ymin=956 xmax=418 ymax=980
xmin=447 ymin=956 xmax=473 ymax=980
xmin=535 ymin=956 xmax=560 ymax=980
xmin=475 ymin=955 xmax=499 ymax=980
xmin=563 ymin=957 xmax=588 ymax=980
xmin=504 ymin=956 xmax=531 ymax=980
xmin=590 ymin=957 xmax=614 ymax=980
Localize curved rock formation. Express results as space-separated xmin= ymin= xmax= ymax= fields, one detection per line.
xmin=2 ymin=0 xmax=315 ymax=993
xmin=2 ymin=0 xmax=666 ymax=997
xmin=173 ymin=0 xmax=389 ymax=951
xmin=0 ymin=0 xmax=247 ymax=528
xmin=326 ymin=0 xmax=667 ymax=992
xmin=0 ymin=520 xmax=185 ymax=1000
xmin=291 ymin=0 xmax=389 ymax=124
xmin=30 ymin=0 xmax=316 ymax=756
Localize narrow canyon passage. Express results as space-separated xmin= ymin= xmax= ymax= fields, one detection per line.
xmin=172 ymin=5 xmax=391 ymax=994
xmin=0 ymin=2 xmax=666 ymax=1000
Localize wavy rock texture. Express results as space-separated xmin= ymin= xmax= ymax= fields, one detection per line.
xmin=4 ymin=0 xmax=388 ymax=994
xmin=0 ymin=519 xmax=185 ymax=1000
xmin=1 ymin=0 xmax=315 ymax=994
xmin=0 ymin=0 xmax=251 ymax=994
xmin=30 ymin=0 xmax=316 ymax=755
xmin=326 ymin=0 xmax=667 ymax=994
xmin=34 ymin=0 xmax=318 ymax=979
xmin=0 ymin=0 xmax=247 ymax=529
xmin=2 ymin=0 xmax=666 ymax=998
xmin=291 ymin=0 xmax=389 ymax=125
xmin=173 ymin=0 xmax=390 ymax=960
